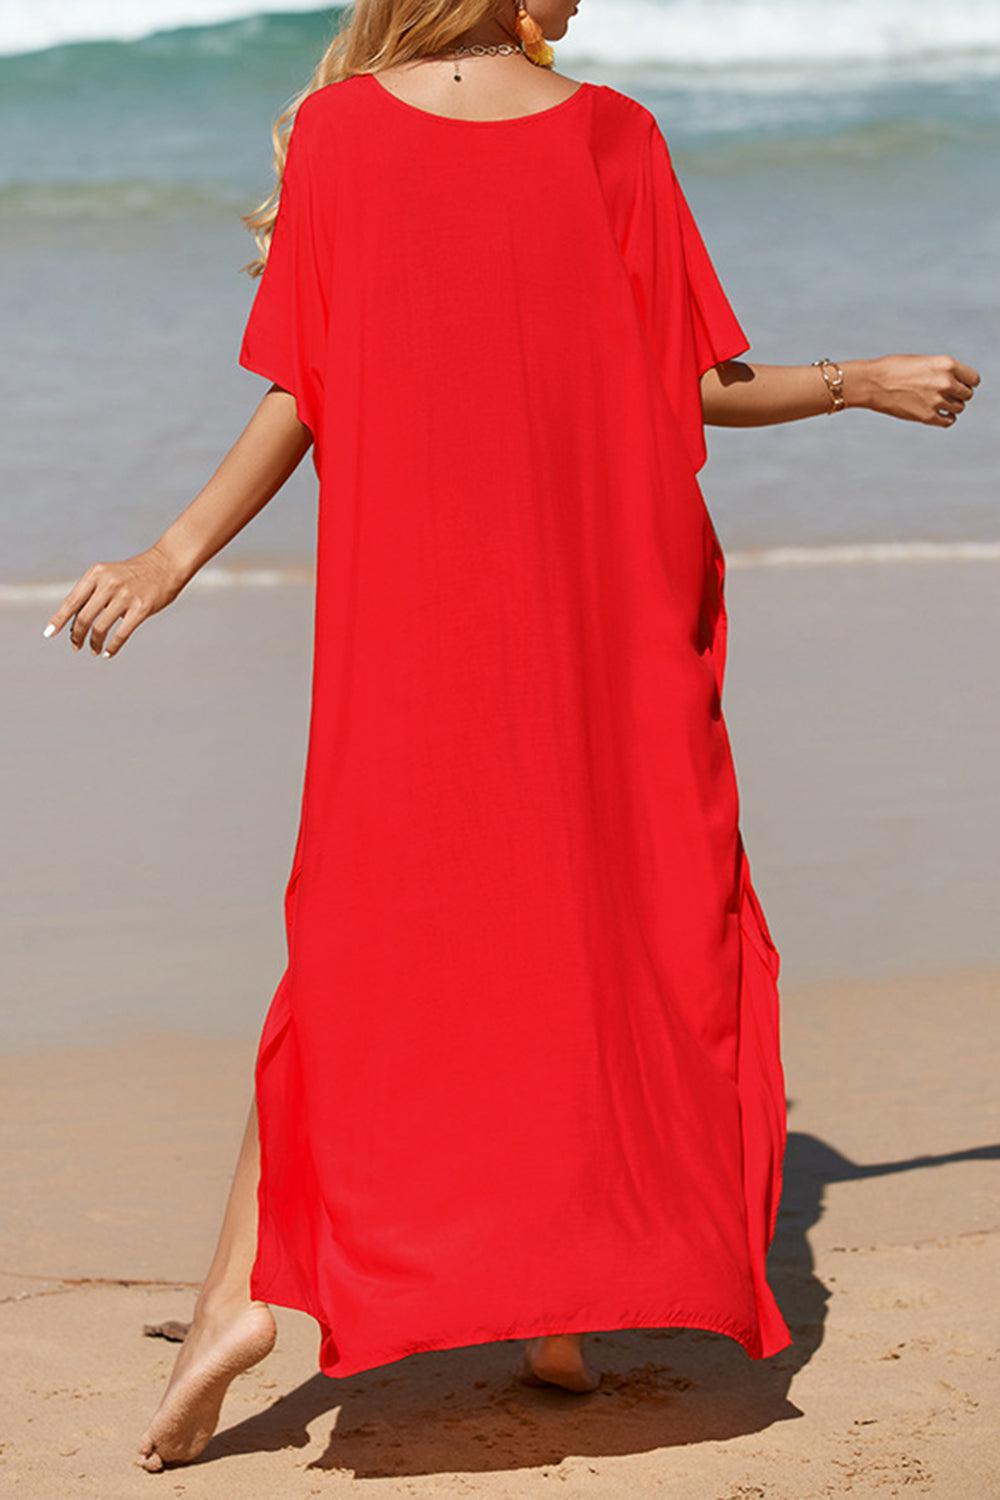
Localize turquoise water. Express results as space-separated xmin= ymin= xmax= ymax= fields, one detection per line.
xmin=3 ymin=3 xmax=998 ymax=585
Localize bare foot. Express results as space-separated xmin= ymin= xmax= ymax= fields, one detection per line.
xmin=519 ymin=1333 xmax=601 ymax=1392
xmin=136 ymin=1295 xmax=276 ymax=1471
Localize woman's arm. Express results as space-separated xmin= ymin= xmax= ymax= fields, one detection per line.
xmin=42 ymin=386 xmax=309 ymax=659
xmin=702 ymin=353 xmax=981 ymax=430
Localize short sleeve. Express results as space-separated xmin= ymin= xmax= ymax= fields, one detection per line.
xmin=624 ymin=112 xmax=750 ymax=474
xmin=238 ymin=96 xmax=330 ymax=450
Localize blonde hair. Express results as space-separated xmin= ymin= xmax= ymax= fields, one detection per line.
xmin=242 ymin=1 xmax=524 ymax=275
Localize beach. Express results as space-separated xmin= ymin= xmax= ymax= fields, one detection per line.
xmin=3 ymin=0 xmax=999 ymax=1490
xmin=2 ymin=560 xmax=998 ymax=1494
xmin=2 ymin=977 xmax=996 ymax=1497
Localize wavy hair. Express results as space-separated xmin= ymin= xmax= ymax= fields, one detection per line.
xmin=242 ymin=1 xmax=536 ymax=276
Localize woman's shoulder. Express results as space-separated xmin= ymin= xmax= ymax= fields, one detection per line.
xmin=587 ymin=81 xmax=656 ymax=124
xmin=291 ymin=77 xmax=357 ymax=128
xmin=583 ymin=81 xmax=666 ymax=164
xmin=286 ymin=76 xmax=370 ymax=150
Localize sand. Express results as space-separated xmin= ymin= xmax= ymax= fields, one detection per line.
xmin=2 ymin=559 xmax=998 ymax=1493
xmin=2 ymin=972 xmax=997 ymax=1497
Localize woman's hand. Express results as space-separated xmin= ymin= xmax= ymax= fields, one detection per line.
xmin=40 ymin=385 xmax=312 ymax=660
xmin=42 ymin=542 xmax=187 ymax=658
xmin=704 ymin=353 xmax=981 ymax=431
xmin=847 ymin=354 xmax=980 ymax=426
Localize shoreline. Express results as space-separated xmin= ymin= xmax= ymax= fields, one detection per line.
xmin=4 ymin=539 xmax=1000 ymax=606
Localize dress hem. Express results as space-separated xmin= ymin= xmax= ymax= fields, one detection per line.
xmin=247 ymin=1270 xmax=792 ymax=1380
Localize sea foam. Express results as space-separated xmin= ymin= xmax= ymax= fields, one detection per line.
xmin=8 ymin=542 xmax=1000 ymax=608
xmin=4 ymin=0 xmax=1000 ymax=67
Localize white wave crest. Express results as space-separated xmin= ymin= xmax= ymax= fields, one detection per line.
xmin=3 ymin=565 xmax=315 ymax=607
xmin=7 ymin=541 xmax=1000 ymax=610
xmin=0 ymin=0 xmax=332 ymax=56
xmin=564 ymin=0 xmax=1000 ymax=68
xmin=4 ymin=0 xmax=1000 ymax=65
xmin=725 ymin=540 xmax=1000 ymax=568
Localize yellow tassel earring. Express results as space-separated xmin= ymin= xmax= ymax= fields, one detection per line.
xmin=514 ymin=2 xmax=555 ymax=67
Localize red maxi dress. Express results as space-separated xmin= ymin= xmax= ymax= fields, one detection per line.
xmin=238 ymin=72 xmax=791 ymax=1378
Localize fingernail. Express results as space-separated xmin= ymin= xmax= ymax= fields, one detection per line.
xmin=42 ymin=623 xmax=55 ymax=638
xmin=101 ymin=650 xmax=111 ymax=658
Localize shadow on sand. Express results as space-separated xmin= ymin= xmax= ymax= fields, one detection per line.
xmin=193 ymin=1111 xmax=998 ymax=1477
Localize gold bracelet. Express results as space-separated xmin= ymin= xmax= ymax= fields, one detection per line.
xmin=811 ymin=357 xmax=846 ymax=413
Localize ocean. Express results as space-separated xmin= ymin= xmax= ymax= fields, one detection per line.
xmin=4 ymin=2 xmax=998 ymax=594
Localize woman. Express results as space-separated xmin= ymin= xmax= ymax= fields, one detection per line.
xmin=41 ymin=0 xmax=978 ymax=1473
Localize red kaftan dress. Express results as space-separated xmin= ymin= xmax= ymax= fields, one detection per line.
xmin=238 ymin=72 xmax=790 ymax=1378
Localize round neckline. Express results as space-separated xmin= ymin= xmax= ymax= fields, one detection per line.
xmin=366 ymin=71 xmax=591 ymax=126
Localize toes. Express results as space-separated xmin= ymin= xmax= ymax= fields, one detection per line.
xmin=518 ymin=1344 xmax=601 ymax=1394
xmin=136 ymin=1433 xmax=164 ymax=1471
